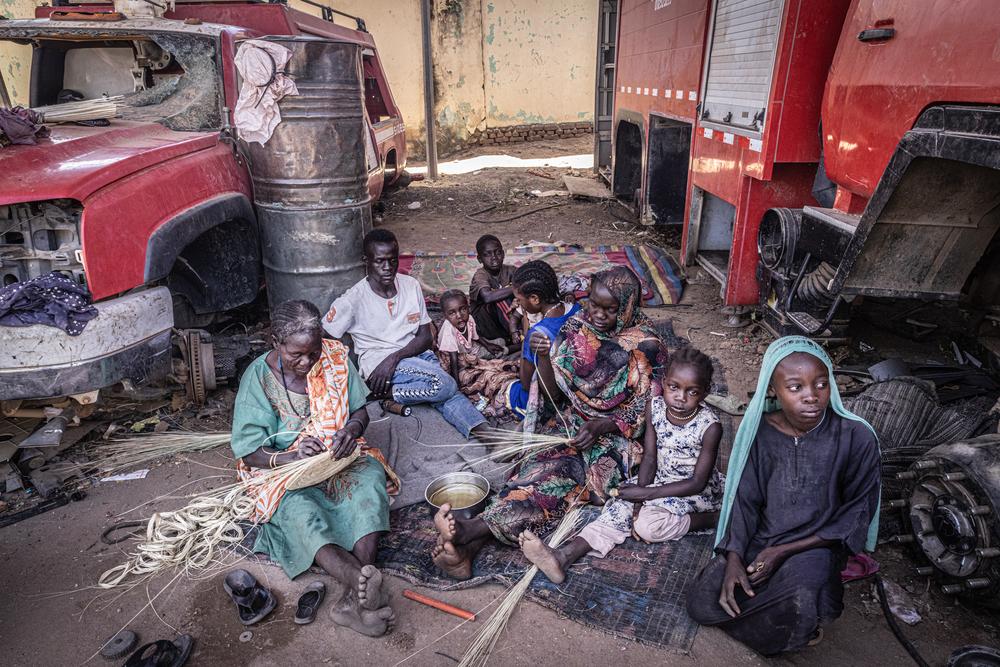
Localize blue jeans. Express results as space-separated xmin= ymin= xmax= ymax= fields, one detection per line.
xmin=391 ymin=351 xmax=486 ymax=438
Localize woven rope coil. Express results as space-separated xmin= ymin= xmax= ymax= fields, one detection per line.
xmin=98 ymin=488 xmax=254 ymax=588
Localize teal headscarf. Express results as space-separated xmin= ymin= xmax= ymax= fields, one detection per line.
xmin=715 ymin=336 xmax=881 ymax=552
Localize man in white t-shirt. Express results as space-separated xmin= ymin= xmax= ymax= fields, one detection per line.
xmin=323 ymin=229 xmax=490 ymax=440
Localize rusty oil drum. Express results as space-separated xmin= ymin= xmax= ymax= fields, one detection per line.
xmin=245 ymin=37 xmax=372 ymax=315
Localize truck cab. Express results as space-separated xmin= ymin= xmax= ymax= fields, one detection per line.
xmin=0 ymin=1 xmax=405 ymax=403
xmin=756 ymin=0 xmax=1000 ymax=336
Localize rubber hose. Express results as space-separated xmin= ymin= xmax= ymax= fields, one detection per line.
xmin=874 ymin=574 xmax=931 ymax=667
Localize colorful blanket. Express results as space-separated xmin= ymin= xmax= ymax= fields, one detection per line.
xmin=398 ymin=243 xmax=685 ymax=306
xmin=376 ymin=503 xmax=713 ymax=652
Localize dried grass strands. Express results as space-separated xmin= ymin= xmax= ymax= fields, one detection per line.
xmin=31 ymin=96 xmax=123 ymax=123
xmin=459 ymin=432 xmax=573 ymax=468
xmin=80 ymin=432 xmax=232 ymax=475
xmin=457 ymin=506 xmax=585 ymax=667
xmin=98 ymin=445 xmax=366 ymax=588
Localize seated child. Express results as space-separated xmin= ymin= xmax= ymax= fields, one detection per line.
xmin=504 ymin=260 xmax=580 ymax=419
xmin=685 ymin=336 xmax=880 ymax=656
xmin=519 ymin=347 xmax=724 ymax=583
xmin=437 ymin=289 xmax=505 ymax=385
xmin=468 ymin=235 xmax=520 ymax=346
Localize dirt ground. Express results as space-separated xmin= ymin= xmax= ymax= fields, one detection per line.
xmin=2 ymin=136 xmax=998 ymax=666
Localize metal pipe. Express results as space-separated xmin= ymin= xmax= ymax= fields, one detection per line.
xmin=420 ymin=0 xmax=438 ymax=180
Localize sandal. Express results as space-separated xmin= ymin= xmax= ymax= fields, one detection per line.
xmin=223 ymin=569 xmax=277 ymax=626
xmin=124 ymin=635 xmax=194 ymax=667
xmin=294 ymin=581 xmax=327 ymax=625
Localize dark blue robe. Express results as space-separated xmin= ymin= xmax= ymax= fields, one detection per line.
xmin=686 ymin=410 xmax=880 ymax=655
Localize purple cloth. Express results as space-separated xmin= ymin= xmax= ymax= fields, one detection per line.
xmin=0 ymin=107 xmax=48 ymax=146
xmin=0 ymin=272 xmax=98 ymax=335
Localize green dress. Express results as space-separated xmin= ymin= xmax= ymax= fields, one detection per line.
xmin=231 ymin=353 xmax=389 ymax=579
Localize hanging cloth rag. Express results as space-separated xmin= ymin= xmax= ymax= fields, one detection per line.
xmin=715 ymin=335 xmax=882 ymax=552
xmin=0 ymin=271 xmax=98 ymax=335
xmin=233 ymin=40 xmax=299 ymax=145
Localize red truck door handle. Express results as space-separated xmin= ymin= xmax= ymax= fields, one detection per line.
xmin=858 ymin=27 xmax=895 ymax=42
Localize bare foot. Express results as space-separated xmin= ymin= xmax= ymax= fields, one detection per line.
xmin=433 ymin=503 xmax=457 ymax=543
xmin=330 ymin=597 xmax=395 ymax=637
xmin=518 ymin=530 xmax=567 ymax=584
xmin=357 ymin=564 xmax=387 ymax=611
xmin=431 ymin=540 xmax=473 ymax=580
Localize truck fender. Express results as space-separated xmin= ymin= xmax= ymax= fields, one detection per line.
xmin=143 ymin=192 xmax=257 ymax=282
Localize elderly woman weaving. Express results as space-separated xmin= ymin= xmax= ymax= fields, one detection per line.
xmin=432 ymin=267 xmax=668 ymax=579
xmin=231 ymin=300 xmax=398 ymax=637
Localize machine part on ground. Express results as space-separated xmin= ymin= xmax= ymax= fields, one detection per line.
xmin=720 ymin=305 xmax=751 ymax=329
xmin=244 ymin=38 xmax=372 ymax=316
xmin=174 ymin=329 xmax=260 ymax=404
xmin=100 ymin=629 xmax=138 ymax=660
xmin=176 ymin=329 xmax=215 ymax=405
xmin=893 ymin=435 xmax=1000 ymax=607
xmin=18 ymin=407 xmax=77 ymax=449
xmin=947 ymin=645 xmax=1000 ymax=667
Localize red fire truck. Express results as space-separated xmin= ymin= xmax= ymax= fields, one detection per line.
xmin=610 ymin=0 xmax=1000 ymax=336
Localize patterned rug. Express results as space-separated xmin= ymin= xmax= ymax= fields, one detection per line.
xmin=398 ymin=243 xmax=685 ymax=305
xmin=375 ymin=503 xmax=714 ymax=653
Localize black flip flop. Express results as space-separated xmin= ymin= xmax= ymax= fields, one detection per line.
xmin=223 ymin=569 xmax=277 ymax=626
xmin=123 ymin=635 xmax=194 ymax=667
xmin=294 ymin=581 xmax=327 ymax=625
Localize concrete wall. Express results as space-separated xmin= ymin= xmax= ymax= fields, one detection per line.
xmin=482 ymin=0 xmax=598 ymax=127
xmin=0 ymin=1 xmax=596 ymax=156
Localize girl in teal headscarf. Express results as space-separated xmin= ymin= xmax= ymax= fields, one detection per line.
xmin=686 ymin=336 xmax=880 ymax=656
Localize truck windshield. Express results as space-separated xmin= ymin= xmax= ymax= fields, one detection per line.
xmin=0 ymin=30 xmax=222 ymax=132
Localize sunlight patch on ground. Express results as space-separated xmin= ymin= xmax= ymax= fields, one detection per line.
xmin=408 ymin=152 xmax=594 ymax=176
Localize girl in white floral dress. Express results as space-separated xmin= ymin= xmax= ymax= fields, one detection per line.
xmin=520 ymin=347 xmax=725 ymax=583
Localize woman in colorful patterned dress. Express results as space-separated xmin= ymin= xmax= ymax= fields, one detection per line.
xmin=519 ymin=346 xmax=724 ymax=582
xmin=431 ymin=266 xmax=668 ymax=580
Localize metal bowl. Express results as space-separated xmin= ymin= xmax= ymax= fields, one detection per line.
xmin=424 ymin=472 xmax=491 ymax=519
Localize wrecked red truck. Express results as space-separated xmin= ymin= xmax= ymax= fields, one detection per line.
xmin=0 ymin=1 xmax=406 ymax=403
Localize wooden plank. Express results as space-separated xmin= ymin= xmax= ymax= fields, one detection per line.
xmin=562 ymin=175 xmax=612 ymax=200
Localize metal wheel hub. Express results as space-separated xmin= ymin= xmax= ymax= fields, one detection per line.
xmin=931 ymin=496 xmax=977 ymax=555
xmin=909 ymin=475 xmax=987 ymax=578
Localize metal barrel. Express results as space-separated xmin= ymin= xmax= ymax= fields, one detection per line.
xmin=246 ymin=37 xmax=372 ymax=316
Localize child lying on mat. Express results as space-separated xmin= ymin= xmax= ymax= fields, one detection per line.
xmin=436 ymin=289 xmax=506 ymax=386
xmin=520 ymin=347 xmax=725 ymax=582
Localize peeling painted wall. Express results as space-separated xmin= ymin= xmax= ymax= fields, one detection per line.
xmin=429 ymin=0 xmax=487 ymax=155
xmin=1 ymin=1 xmax=596 ymax=156
xmin=0 ymin=0 xmax=36 ymax=104
xmin=482 ymin=0 xmax=598 ymax=128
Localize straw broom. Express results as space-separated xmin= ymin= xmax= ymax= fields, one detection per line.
xmin=457 ymin=505 xmax=585 ymax=667
xmin=31 ymin=96 xmax=123 ymax=124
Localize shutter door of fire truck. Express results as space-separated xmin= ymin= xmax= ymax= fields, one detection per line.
xmin=700 ymin=0 xmax=783 ymax=136
xmin=690 ymin=0 xmax=784 ymax=286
